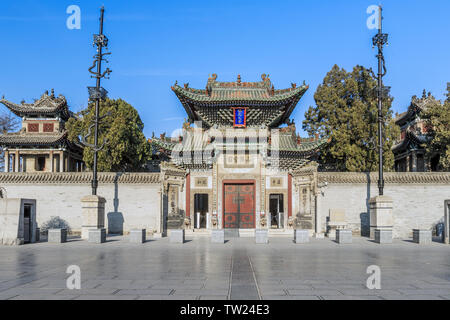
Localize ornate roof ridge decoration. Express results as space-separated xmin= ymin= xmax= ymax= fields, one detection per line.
xmin=0 ymin=90 xmax=71 ymax=121
xmin=172 ymin=81 xmax=308 ymax=103
xmin=395 ymin=91 xmax=441 ymax=125
xmin=171 ymin=75 xmax=309 ymax=128
xmin=318 ymin=172 xmax=450 ymax=184
xmin=0 ymin=172 xmax=161 ymax=184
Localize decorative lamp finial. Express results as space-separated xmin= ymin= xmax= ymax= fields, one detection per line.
xmin=237 ymin=75 xmax=241 ymax=84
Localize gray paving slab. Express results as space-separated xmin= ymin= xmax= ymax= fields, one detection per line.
xmin=0 ymin=236 xmax=449 ymax=300
xmin=381 ymin=295 xmax=445 ymax=300
xmin=321 ymin=295 xmax=383 ymax=300
xmin=116 ymin=289 xmax=172 ymax=295
xmin=10 ymin=294 xmax=78 ymax=300
xmin=262 ymin=295 xmax=320 ymax=300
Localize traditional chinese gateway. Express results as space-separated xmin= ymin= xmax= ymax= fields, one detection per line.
xmin=150 ymin=74 xmax=328 ymax=235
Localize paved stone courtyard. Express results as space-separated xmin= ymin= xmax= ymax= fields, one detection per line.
xmin=0 ymin=236 xmax=449 ymax=300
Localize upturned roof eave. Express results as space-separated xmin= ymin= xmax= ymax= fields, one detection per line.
xmin=0 ymin=131 xmax=69 ymax=147
xmin=0 ymin=99 xmax=70 ymax=121
xmin=171 ymin=84 xmax=308 ymax=105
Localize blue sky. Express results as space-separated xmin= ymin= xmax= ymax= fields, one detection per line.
xmin=0 ymin=0 xmax=449 ymax=137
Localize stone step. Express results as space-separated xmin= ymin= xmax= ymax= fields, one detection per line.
xmin=238 ymin=229 xmax=255 ymax=238
xmin=269 ymin=229 xmax=294 ymax=237
xmin=224 ymin=229 xmax=240 ymax=238
xmin=185 ymin=229 xmax=211 ymax=236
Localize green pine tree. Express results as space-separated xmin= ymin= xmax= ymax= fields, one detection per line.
xmin=66 ymin=98 xmax=151 ymax=172
xmin=302 ymin=64 xmax=399 ymax=172
xmin=421 ymin=87 xmax=450 ymax=171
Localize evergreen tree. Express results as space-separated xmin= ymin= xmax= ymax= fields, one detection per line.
xmin=303 ymin=64 xmax=399 ymax=172
xmin=66 ymin=98 xmax=150 ymax=172
xmin=421 ymin=86 xmax=450 ymax=171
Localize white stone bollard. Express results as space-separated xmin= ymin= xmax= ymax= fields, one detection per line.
xmin=129 ymin=229 xmax=146 ymax=244
xmin=88 ymin=228 xmax=106 ymax=244
xmin=48 ymin=228 xmax=67 ymax=243
xmin=255 ymin=229 xmax=268 ymax=244
xmin=294 ymin=229 xmax=310 ymax=244
xmin=170 ymin=229 xmax=185 ymax=243
xmin=211 ymin=229 xmax=225 ymax=243
xmin=336 ymin=229 xmax=352 ymax=244
xmin=375 ymin=229 xmax=392 ymax=244
xmin=413 ymin=229 xmax=432 ymax=244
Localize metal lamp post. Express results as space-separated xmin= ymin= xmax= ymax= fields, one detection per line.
xmin=82 ymin=7 xmax=112 ymax=195
xmin=371 ymin=6 xmax=389 ymax=196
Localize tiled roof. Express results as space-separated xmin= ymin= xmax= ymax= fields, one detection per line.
xmin=171 ymin=74 xmax=308 ymax=128
xmin=150 ymin=134 xmax=328 ymax=154
xmin=395 ymin=93 xmax=439 ymax=126
xmin=280 ymin=135 xmax=328 ymax=152
xmin=0 ymin=172 xmax=161 ymax=184
xmin=318 ymin=172 xmax=450 ymax=184
xmin=0 ymin=131 xmax=69 ymax=146
xmin=172 ymin=83 xmax=308 ymax=103
xmin=0 ymin=90 xmax=71 ymax=121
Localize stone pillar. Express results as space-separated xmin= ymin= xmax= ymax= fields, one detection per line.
xmin=369 ymin=196 xmax=394 ymax=239
xmin=59 ymin=152 xmax=64 ymax=172
xmin=4 ymin=151 xmax=9 ymax=172
xmin=14 ymin=151 xmax=19 ymax=172
xmin=315 ymin=193 xmax=323 ymax=237
xmin=49 ymin=151 xmax=54 ymax=172
xmin=445 ymin=200 xmax=449 ymax=244
xmin=314 ymin=183 xmax=326 ymax=238
xmin=81 ymin=195 xmax=106 ymax=239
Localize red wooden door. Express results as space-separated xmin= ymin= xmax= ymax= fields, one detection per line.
xmin=224 ymin=184 xmax=255 ymax=229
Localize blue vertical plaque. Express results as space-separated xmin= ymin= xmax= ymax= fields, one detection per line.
xmin=233 ymin=108 xmax=247 ymax=127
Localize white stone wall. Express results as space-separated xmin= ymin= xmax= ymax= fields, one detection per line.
xmin=0 ymin=172 xmax=448 ymax=239
xmin=319 ymin=181 xmax=450 ymax=238
xmin=0 ymin=182 xmax=161 ymax=235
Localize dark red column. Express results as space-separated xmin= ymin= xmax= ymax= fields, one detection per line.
xmin=186 ymin=174 xmax=190 ymax=218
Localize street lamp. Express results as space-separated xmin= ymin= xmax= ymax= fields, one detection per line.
xmin=81 ymin=7 xmax=112 ymax=196
xmin=370 ymin=5 xmax=389 ymax=196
